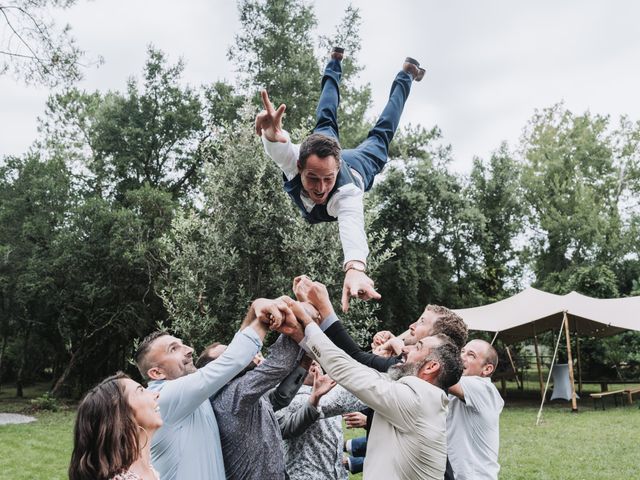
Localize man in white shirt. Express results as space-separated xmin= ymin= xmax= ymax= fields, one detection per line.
xmin=447 ymin=339 xmax=505 ymax=480
xmin=255 ymin=48 xmax=425 ymax=312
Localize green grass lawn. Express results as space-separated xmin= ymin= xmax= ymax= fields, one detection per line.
xmin=2 ymin=382 xmax=639 ymax=480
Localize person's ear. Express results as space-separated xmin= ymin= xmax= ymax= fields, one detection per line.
xmin=147 ymin=367 xmax=165 ymax=381
xmin=297 ymin=160 xmax=303 ymax=171
xmin=482 ymin=362 xmax=495 ymax=378
xmin=418 ymin=360 xmax=440 ymax=382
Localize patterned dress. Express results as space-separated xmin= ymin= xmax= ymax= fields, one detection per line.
xmin=110 ymin=466 xmax=159 ymax=480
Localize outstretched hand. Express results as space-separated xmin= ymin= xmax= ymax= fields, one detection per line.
xmin=309 ymin=363 xmax=336 ymax=406
xmin=255 ymin=89 xmax=287 ymax=143
xmin=292 ymin=275 xmax=335 ymax=320
xmin=374 ymin=337 xmax=404 ymax=358
xmin=341 ymin=270 xmax=381 ymax=312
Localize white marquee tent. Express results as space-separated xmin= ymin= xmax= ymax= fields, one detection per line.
xmin=453 ymin=287 xmax=640 ymax=343
xmin=451 ymin=287 xmax=640 ymax=419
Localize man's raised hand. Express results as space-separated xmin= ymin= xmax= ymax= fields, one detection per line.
xmin=251 ymin=296 xmax=293 ymax=330
xmin=255 ymin=89 xmax=287 ymax=143
xmin=292 ymin=275 xmax=334 ymax=320
xmin=309 ymin=363 xmax=336 ymax=407
xmin=371 ymin=330 xmax=395 ymax=349
xmin=341 ymin=270 xmax=381 ymax=312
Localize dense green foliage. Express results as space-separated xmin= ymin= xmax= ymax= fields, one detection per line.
xmin=1 ymin=0 xmax=639 ymax=395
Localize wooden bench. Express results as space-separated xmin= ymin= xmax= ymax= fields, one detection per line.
xmin=624 ymin=387 xmax=640 ymax=406
xmin=590 ymin=389 xmax=627 ymax=410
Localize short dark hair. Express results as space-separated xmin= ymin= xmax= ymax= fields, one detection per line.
xmin=298 ymin=133 xmax=341 ymax=170
xmin=426 ymin=305 xmax=468 ymax=349
xmin=69 ymin=372 xmax=138 ymax=480
xmin=135 ymin=331 xmax=169 ymax=380
xmin=195 ymin=342 xmax=223 ymax=369
xmin=427 ymin=334 xmax=463 ymax=390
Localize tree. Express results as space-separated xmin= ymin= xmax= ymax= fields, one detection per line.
xmin=232 ymin=0 xmax=320 ymax=129
xmin=49 ymin=186 xmax=174 ymax=396
xmin=0 ymin=0 xmax=96 ymax=86
xmin=0 ymin=154 xmax=71 ymax=396
xmin=520 ymin=105 xmax=640 ymax=382
xmin=468 ymin=143 xmax=525 ymax=301
xmin=520 ymin=104 xmax=640 ymax=295
xmin=370 ymin=126 xmax=488 ymax=333
xmin=39 ymin=47 xmax=209 ymax=201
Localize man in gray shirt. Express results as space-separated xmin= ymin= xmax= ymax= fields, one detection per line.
xmin=197 ymin=301 xmax=320 ymax=480
xmin=447 ymin=339 xmax=504 ymax=480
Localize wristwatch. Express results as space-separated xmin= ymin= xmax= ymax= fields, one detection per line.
xmin=344 ymin=260 xmax=366 ymax=273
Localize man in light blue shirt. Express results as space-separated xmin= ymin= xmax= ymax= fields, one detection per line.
xmin=135 ymin=299 xmax=288 ymax=480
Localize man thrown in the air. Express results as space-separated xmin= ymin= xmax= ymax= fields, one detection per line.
xmin=256 ymin=47 xmax=425 ymax=312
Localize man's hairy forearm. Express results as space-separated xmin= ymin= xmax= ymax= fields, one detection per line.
xmin=240 ymin=305 xmax=256 ymax=330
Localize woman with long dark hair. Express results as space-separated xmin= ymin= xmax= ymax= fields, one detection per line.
xmin=69 ymin=372 xmax=162 ymax=480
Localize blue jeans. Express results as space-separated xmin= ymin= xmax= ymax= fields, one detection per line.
xmin=350 ymin=435 xmax=368 ymax=456
xmin=347 ymin=455 xmax=364 ymax=474
xmin=314 ymin=58 xmax=414 ymax=192
xmin=346 ymin=435 xmax=367 ymax=474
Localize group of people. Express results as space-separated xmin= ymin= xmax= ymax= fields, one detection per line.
xmin=69 ymin=49 xmax=505 ymax=480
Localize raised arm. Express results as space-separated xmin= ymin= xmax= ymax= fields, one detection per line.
xmin=268 ymin=355 xmax=311 ymax=411
xmin=257 ymin=89 xmax=300 ymax=180
xmin=218 ymin=333 xmax=301 ymax=413
xmin=158 ymin=326 xmax=262 ymax=425
xmin=293 ymin=277 xmax=398 ymax=372
xmin=327 ymin=188 xmax=380 ymax=312
xmin=288 ymin=300 xmax=421 ymax=431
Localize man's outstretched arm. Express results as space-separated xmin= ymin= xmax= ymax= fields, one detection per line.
xmin=293 ymin=276 xmax=396 ymax=371
xmin=257 ymin=89 xmax=300 ymax=180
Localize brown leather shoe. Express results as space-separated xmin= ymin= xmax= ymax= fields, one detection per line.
xmin=403 ymin=57 xmax=426 ymax=82
xmin=332 ymin=47 xmax=345 ymax=61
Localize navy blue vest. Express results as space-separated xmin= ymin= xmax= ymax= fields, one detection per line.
xmin=283 ymin=162 xmax=361 ymax=224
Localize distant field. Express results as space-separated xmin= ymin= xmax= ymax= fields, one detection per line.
xmin=2 ymin=382 xmax=639 ymax=480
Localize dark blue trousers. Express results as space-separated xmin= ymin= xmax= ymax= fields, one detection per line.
xmin=314 ymin=58 xmax=413 ymax=192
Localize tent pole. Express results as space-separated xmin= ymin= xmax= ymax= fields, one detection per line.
xmin=490 ymin=331 xmax=500 ymax=345
xmin=534 ymin=334 xmax=544 ymax=400
xmin=536 ymin=317 xmax=565 ymax=426
xmin=563 ymin=311 xmax=578 ymax=412
xmin=576 ymin=332 xmax=583 ymax=396
xmin=505 ymin=346 xmax=521 ymax=389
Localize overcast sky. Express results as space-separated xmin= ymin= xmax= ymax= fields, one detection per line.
xmin=2 ymin=0 xmax=640 ymax=173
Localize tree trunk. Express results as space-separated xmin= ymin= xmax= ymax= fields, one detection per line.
xmin=51 ymin=347 xmax=81 ymax=397
xmin=0 ymin=333 xmax=7 ymax=393
xmin=16 ymin=327 xmax=31 ymax=398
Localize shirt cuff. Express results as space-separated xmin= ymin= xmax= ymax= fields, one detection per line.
xmin=261 ymin=130 xmax=290 ymax=144
xmin=319 ymin=312 xmax=339 ymax=331
xmin=342 ymin=254 xmax=368 ymax=268
xmin=240 ymin=326 xmax=263 ymax=349
xmin=305 ymin=322 xmax=322 ymax=337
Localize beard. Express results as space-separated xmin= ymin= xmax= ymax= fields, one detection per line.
xmin=387 ymin=361 xmax=421 ymax=381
